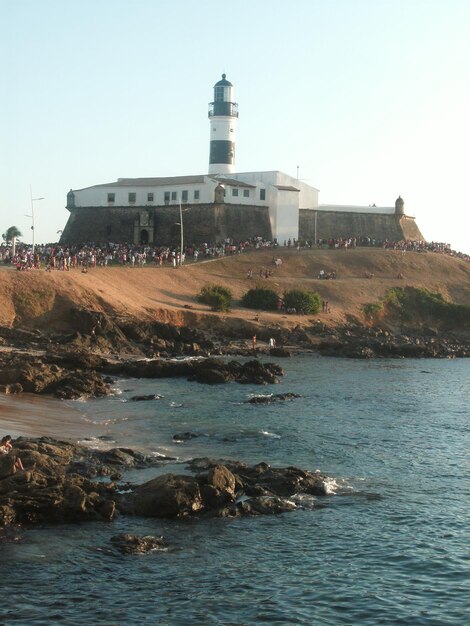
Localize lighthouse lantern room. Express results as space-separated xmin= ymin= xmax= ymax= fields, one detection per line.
xmin=208 ymin=74 xmax=238 ymax=175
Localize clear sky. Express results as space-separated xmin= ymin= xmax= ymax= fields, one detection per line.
xmin=1 ymin=0 xmax=469 ymax=252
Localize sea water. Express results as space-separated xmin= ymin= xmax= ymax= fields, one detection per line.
xmin=0 ymin=356 xmax=469 ymax=625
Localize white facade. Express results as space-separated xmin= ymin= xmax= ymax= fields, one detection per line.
xmin=68 ymin=170 xmax=320 ymax=243
xmin=227 ymin=171 xmax=319 ymax=243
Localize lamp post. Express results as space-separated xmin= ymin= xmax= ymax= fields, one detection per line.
xmin=28 ymin=187 xmax=44 ymax=256
xmin=175 ymin=195 xmax=189 ymax=266
xmin=179 ymin=199 xmax=184 ymax=265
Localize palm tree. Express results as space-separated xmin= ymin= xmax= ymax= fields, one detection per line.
xmin=2 ymin=226 xmax=22 ymax=256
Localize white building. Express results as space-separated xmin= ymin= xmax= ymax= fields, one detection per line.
xmin=69 ymin=169 xmax=319 ymax=244
xmin=65 ymin=74 xmax=405 ymax=245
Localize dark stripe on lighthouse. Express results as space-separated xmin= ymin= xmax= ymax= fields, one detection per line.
xmin=210 ymin=140 xmax=235 ymax=165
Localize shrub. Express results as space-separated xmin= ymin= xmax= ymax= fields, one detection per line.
xmin=283 ymin=289 xmax=321 ymax=314
xmin=384 ymin=287 xmax=470 ymax=326
xmin=196 ymin=283 xmax=232 ymax=312
xmin=363 ymin=302 xmax=384 ymax=319
xmin=241 ymin=287 xmax=279 ymax=311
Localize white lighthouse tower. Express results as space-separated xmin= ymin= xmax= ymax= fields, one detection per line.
xmin=208 ymin=74 xmax=238 ymax=175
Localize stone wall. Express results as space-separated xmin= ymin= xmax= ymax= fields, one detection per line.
xmin=60 ymin=203 xmax=272 ymax=246
xmin=299 ymin=209 xmax=424 ymax=243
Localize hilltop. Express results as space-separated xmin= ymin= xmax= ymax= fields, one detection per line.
xmin=0 ymin=247 xmax=469 ymax=338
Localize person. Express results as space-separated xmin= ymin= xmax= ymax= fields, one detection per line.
xmin=0 ymin=435 xmax=24 ymax=471
xmin=269 ymin=337 xmax=276 ymax=348
xmin=252 ymin=335 xmax=257 ymax=350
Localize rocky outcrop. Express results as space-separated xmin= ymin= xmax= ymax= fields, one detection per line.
xmin=110 ymin=533 xmax=167 ymax=555
xmin=0 ymin=438 xmax=166 ymax=527
xmin=0 ymin=353 xmax=111 ymax=399
xmin=247 ymin=392 xmax=301 ymax=404
xmin=0 ymin=438 xmax=334 ymax=527
xmin=317 ymin=326 xmax=470 ymax=359
xmin=0 ymin=352 xmax=285 ymax=399
xmin=124 ymin=458 xmax=332 ymax=520
xmin=129 ymin=474 xmax=204 ymax=518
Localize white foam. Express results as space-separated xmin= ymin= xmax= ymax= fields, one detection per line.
xmin=78 ymin=436 xmax=116 ymax=450
xmin=260 ymin=430 xmax=281 ymax=439
xmin=323 ymin=477 xmax=340 ymax=495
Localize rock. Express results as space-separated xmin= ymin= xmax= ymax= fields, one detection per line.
xmin=0 ymin=455 xmax=17 ymax=480
xmin=173 ymin=432 xmax=201 ymax=442
xmin=129 ymin=394 xmax=163 ymax=402
xmin=110 ymin=533 xmax=166 ymax=555
xmin=191 ymin=367 xmax=229 ymax=384
xmin=247 ymin=392 xmax=301 ymax=404
xmin=98 ymin=448 xmax=148 ymax=467
xmin=238 ymin=496 xmax=297 ymax=516
xmin=269 ymin=347 xmax=291 ymax=357
xmin=130 ymin=474 xmax=203 ymax=518
xmin=198 ymin=464 xmax=237 ymax=508
xmin=0 ymin=437 xmax=336 ymax=527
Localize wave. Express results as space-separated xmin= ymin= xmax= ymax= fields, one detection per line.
xmin=260 ymin=430 xmax=281 ymax=439
xmin=78 ymin=436 xmax=116 ymax=450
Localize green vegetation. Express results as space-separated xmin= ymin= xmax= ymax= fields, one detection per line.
xmin=241 ymin=287 xmax=279 ymax=311
xmin=363 ymin=302 xmax=384 ymax=319
xmin=283 ymin=289 xmax=321 ymax=315
xmin=2 ymin=225 xmax=22 ymax=243
xmin=385 ymin=287 xmax=470 ymax=326
xmin=364 ymin=287 xmax=470 ymax=328
xmin=196 ymin=283 xmax=232 ymax=312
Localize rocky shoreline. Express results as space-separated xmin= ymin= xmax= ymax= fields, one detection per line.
xmin=0 ymin=310 xmax=469 ymax=400
xmin=0 ymin=437 xmax=333 ymax=534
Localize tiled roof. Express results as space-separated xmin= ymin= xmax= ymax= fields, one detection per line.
xmin=75 ymin=175 xmax=207 ymax=191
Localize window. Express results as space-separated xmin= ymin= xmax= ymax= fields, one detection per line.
xmin=243 ymin=189 xmax=250 ymax=198
xmin=260 ymin=189 xmax=266 ymax=201
xmin=147 ymin=193 xmax=154 ymax=202
xmin=181 ymin=190 xmax=188 ymax=203
xmin=164 ymin=192 xmax=170 ymax=204
xmin=194 ymin=190 xmax=200 ymax=200
xmin=214 ymin=86 xmax=224 ymax=102
xmin=232 ymin=188 xmax=239 ymax=197
xmin=107 ymin=193 xmax=115 ymax=203
xmin=171 ymin=192 xmax=177 ymax=201
xmin=128 ymin=192 xmax=136 ymax=203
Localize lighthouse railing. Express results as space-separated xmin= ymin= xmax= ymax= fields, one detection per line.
xmin=208 ymin=102 xmax=239 ymax=118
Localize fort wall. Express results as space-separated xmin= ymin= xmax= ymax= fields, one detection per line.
xmin=299 ymin=209 xmax=424 ymax=243
xmin=60 ymin=203 xmax=272 ymax=246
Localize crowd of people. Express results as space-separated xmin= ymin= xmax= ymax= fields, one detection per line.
xmin=0 ymin=234 xmax=468 ymax=271
xmin=0 ymin=236 xmax=280 ymax=271
xmin=311 ymin=237 xmax=469 ymax=260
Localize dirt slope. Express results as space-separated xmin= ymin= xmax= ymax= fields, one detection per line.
xmin=0 ymin=248 xmax=469 ymax=333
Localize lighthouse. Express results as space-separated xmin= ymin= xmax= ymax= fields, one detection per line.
xmin=208 ymin=74 xmax=238 ymax=175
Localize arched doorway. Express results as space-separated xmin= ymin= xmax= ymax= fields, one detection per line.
xmin=140 ymin=229 xmax=149 ymax=244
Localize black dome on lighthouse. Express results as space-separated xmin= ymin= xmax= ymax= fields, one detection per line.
xmin=214 ymin=73 xmax=232 ymax=87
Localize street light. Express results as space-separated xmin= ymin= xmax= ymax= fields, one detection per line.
xmin=175 ymin=195 xmax=190 ymax=266
xmin=27 ymin=187 xmax=44 ymax=256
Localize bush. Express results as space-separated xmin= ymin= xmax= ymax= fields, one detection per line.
xmin=241 ymin=287 xmax=279 ymax=311
xmin=363 ymin=302 xmax=384 ymax=319
xmin=196 ymin=283 xmax=232 ymax=312
xmin=384 ymin=287 xmax=470 ymax=327
xmin=283 ymin=289 xmax=321 ymax=314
